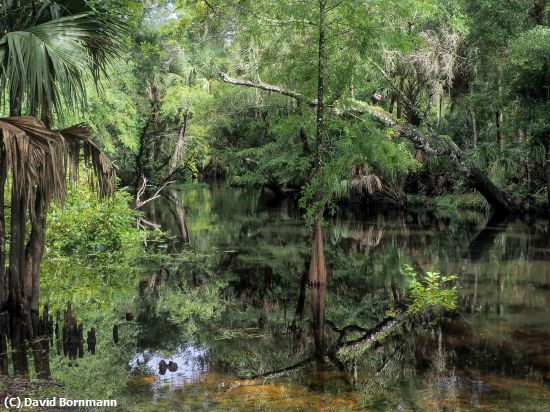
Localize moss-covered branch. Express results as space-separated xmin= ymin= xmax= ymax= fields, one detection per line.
xmin=219 ymin=73 xmax=517 ymax=215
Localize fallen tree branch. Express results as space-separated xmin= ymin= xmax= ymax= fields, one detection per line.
xmin=236 ymin=356 xmax=314 ymax=380
xmin=219 ymin=72 xmax=517 ymax=215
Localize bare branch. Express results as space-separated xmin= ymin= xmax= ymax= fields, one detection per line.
xmin=236 ymin=356 xmax=314 ymax=380
xmin=135 ymin=176 xmax=175 ymax=210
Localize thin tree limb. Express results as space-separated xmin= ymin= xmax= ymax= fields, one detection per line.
xmin=135 ymin=176 xmax=175 ymax=210
xmin=219 ymin=72 xmax=317 ymax=106
xmin=236 ymin=356 xmax=314 ymax=380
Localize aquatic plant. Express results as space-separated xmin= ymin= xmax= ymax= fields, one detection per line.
xmin=403 ymin=264 xmax=458 ymax=316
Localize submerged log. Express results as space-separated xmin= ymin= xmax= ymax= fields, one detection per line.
xmin=220 ymin=73 xmax=517 ymax=215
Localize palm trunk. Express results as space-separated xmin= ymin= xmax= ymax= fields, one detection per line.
xmin=0 ymin=313 xmax=8 ymax=374
xmin=8 ymin=189 xmax=26 ymax=311
xmin=0 ymin=144 xmax=7 ymax=309
xmin=24 ymin=190 xmax=47 ymax=312
xmin=9 ymin=312 xmax=28 ymax=376
xmin=7 ymin=85 xmax=25 ymax=311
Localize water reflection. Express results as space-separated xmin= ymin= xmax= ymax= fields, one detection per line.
xmin=139 ymin=183 xmax=550 ymax=410
xmin=129 ymin=344 xmax=208 ymax=394
xmin=4 ymin=182 xmax=548 ymax=410
xmin=0 ymin=304 xmax=97 ymax=380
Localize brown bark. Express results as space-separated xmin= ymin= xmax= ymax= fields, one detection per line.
xmin=308 ymin=0 xmax=328 ymax=366
xmin=0 ymin=313 xmax=8 ymax=374
xmin=8 ymin=190 xmax=26 ymax=310
xmin=9 ymin=312 xmax=29 ymax=376
xmin=310 ymin=218 xmax=327 ymax=365
xmin=24 ymin=190 xmax=47 ymax=312
xmin=0 ymin=144 xmax=7 ymax=309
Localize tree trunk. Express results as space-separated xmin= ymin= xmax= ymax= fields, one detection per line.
xmin=465 ymin=108 xmax=478 ymax=148
xmin=496 ymin=110 xmax=504 ymax=146
xmin=9 ymin=312 xmax=28 ymax=376
xmin=545 ymin=131 xmax=550 ymax=211
xmin=0 ymin=144 xmax=7 ymax=309
xmin=496 ymin=65 xmax=504 ymax=146
xmin=0 ymin=313 xmax=8 ymax=374
xmin=291 ymin=264 xmax=309 ymax=330
xmin=357 ymin=104 xmax=516 ymax=215
xmin=437 ymin=95 xmax=442 ymax=128
xmin=8 ymin=189 xmax=26 ymax=311
xmin=310 ymin=218 xmax=327 ymax=365
xmin=309 ymin=0 xmax=328 ymax=366
xmin=24 ymin=190 xmax=47 ymax=313
xmin=168 ymin=110 xmax=189 ymax=177
xmin=135 ymin=117 xmax=151 ymax=190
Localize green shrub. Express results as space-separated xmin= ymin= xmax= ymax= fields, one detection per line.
xmin=403 ymin=264 xmax=458 ymax=316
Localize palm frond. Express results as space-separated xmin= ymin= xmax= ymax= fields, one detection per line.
xmin=57 ymin=125 xmax=116 ymax=198
xmin=0 ymin=3 xmax=124 ymax=118
xmin=350 ymin=164 xmax=383 ymax=195
xmin=0 ymin=117 xmax=115 ymax=215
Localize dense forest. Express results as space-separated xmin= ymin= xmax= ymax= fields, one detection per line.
xmin=0 ymin=0 xmax=549 ymax=410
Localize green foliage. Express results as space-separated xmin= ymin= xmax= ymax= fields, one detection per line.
xmin=150 ymin=251 xmax=228 ymax=336
xmin=0 ymin=0 xmax=124 ymax=118
xmin=403 ymin=264 xmax=458 ymax=316
xmin=41 ymin=178 xmax=160 ymax=308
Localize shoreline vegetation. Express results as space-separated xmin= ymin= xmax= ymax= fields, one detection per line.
xmin=0 ymin=0 xmax=549 ymax=410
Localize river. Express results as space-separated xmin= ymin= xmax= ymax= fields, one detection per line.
xmin=11 ymin=182 xmax=550 ymax=411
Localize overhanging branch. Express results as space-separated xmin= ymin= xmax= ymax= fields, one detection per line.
xmin=219 ymin=72 xmax=317 ymax=107
xmin=219 ymin=72 xmax=517 ymax=214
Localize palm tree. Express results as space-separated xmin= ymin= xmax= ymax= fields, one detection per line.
xmin=0 ymin=0 xmax=123 ymax=119
xmin=0 ymin=0 xmax=123 ymax=314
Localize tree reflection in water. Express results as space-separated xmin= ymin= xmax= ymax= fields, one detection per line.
xmin=0 ymin=304 xmax=97 ymax=379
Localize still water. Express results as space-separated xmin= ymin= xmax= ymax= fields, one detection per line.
xmin=126 ymin=183 xmax=550 ymax=411
xmin=13 ymin=182 xmax=550 ymax=411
